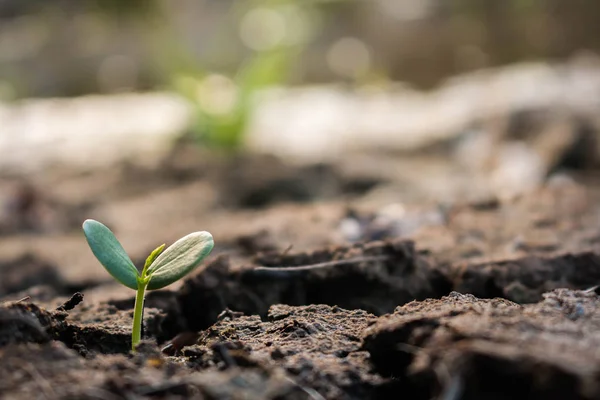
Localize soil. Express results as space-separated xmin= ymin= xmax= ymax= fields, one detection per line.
xmin=2 ymin=145 xmax=600 ymax=399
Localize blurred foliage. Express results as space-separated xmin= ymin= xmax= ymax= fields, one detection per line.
xmin=1 ymin=0 xmax=600 ymax=138
xmin=3 ymin=0 xmax=600 ymax=96
xmin=173 ymin=50 xmax=295 ymax=150
xmin=166 ymin=0 xmax=321 ymax=150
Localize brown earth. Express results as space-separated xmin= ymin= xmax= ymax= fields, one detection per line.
xmin=2 ymin=146 xmax=600 ymax=399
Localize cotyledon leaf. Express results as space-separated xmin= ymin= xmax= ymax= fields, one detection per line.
xmin=82 ymin=219 xmax=139 ymax=290
xmin=146 ymin=231 xmax=214 ymax=290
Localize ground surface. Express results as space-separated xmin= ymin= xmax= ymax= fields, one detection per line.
xmin=2 ymin=145 xmax=600 ymax=399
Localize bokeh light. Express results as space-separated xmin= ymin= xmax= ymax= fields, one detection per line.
xmin=195 ymin=74 xmax=239 ymax=116
xmin=239 ymin=7 xmax=287 ymax=51
xmin=327 ymin=37 xmax=371 ymax=78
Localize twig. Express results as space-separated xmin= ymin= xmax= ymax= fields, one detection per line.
xmin=1 ymin=295 xmax=30 ymax=305
xmin=55 ymin=292 xmax=84 ymax=312
xmin=16 ymin=296 xmax=31 ymax=303
xmin=281 ymin=243 xmax=294 ymax=256
xmin=251 ymin=255 xmax=389 ymax=274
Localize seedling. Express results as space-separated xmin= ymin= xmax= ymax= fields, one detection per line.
xmin=82 ymin=219 xmax=214 ymax=351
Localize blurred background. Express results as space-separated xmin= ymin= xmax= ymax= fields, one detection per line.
xmin=2 ymin=0 xmax=600 ymax=297
xmin=2 ymin=0 xmax=600 ymax=171
xmin=4 ymin=0 xmax=600 ymax=95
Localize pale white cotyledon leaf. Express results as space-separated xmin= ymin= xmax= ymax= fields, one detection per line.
xmin=82 ymin=219 xmax=139 ymax=290
xmin=146 ymin=231 xmax=214 ymax=290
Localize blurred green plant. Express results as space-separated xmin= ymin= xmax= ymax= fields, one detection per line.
xmin=173 ymin=49 xmax=294 ymax=150
xmin=150 ymin=0 xmax=321 ymax=151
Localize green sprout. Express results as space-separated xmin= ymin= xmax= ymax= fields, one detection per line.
xmin=82 ymin=219 xmax=214 ymax=351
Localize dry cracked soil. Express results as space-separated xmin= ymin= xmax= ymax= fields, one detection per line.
xmin=2 ymin=147 xmax=600 ymax=400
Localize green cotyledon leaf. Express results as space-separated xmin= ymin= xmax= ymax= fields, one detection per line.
xmin=82 ymin=219 xmax=139 ymax=290
xmin=146 ymin=231 xmax=214 ymax=290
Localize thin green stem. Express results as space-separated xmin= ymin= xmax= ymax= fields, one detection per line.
xmin=131 ymin=279 xmax=149 ymax=351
